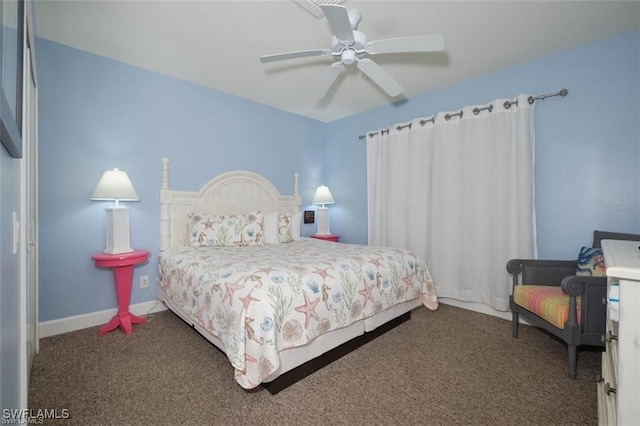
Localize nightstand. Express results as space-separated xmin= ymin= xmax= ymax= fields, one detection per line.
xmin=311 ymin=233 xmax=340 ymax=242
xmin=91 ymin=249 xmax=150 ymax=335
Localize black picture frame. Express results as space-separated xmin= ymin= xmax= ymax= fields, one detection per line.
xmin=0 ymin=0 xmax=24 ymax=158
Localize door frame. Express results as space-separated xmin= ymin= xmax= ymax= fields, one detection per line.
xmin=18 ymin=0 xmax=38 ymax=409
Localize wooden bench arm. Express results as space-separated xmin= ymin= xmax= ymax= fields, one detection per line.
xmin=560 ymin=275 xmax=607 ymax=297
xmin=560 ymin=275 xmax=607 ymax=329
xmin=507 ymin=258 xmax=577 ymax=287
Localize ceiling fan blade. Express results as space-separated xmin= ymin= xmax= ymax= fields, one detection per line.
xmin=260 ymin=49 xmax=332 ymax=63
xmin=357 ymin=58 xmax=404 ymax=97
xmin=366 ymin=34 xmax=444 ymax=55
xmin=316 ymin=62 xmax=345 ymax=100
xmin=320 ymin=5 xmax=354 ymax=44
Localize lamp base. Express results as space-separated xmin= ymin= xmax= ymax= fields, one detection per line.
xmin=104 ymin=207 xmax=133 ymax=255
xmin=316 ymin=207 xmax=331 ymax=236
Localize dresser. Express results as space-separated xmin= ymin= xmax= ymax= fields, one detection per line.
xmin=598 ymin=239 xmax=640 ymax=426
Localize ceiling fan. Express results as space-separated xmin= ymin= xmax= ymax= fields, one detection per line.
xmin=260 ymin=5 xmax=444 ymax=100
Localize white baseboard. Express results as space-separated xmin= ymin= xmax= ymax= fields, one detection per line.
xmin=438 ymin=298 xmax=513 ymax=321
xmin=39 ymin=300 xmax=167 ymax=338
xmin=439 ymin=298 xmax=533 ymax=325
xmin=40 ymin=298 xmax=528 ymax=338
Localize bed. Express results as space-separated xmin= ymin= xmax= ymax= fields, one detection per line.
xmin=157 ymin=157 xmax=439 ymax=393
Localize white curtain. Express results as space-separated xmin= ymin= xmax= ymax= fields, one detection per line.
xmin=367 ymin=94 xmax=537 ymax=311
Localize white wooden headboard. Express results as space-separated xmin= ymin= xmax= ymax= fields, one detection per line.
xmin=159 ymin=157 xmax=302 ymax=250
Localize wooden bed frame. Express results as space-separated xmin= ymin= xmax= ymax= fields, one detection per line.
xmin=158 ymin=157 xmax=420 ymax=393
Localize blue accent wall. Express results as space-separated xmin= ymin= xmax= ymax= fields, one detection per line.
xmin=326 ymin=31 xmax=640 ymax=259
xmin=37 ymin=39 xmax=325 ymax=322
xmin=37 ymin=31 xmax=639 ymax=322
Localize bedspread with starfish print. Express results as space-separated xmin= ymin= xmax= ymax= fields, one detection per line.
xmin=158 ymin=238 xmax=438 ymax=389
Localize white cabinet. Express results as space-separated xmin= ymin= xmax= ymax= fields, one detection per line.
xmin=599 ymin=239 xmax=640 ymax=426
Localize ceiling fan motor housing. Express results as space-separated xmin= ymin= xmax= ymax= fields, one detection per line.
xmin=331 ymin=30 xmax=368 ymax=65
xmin=259 ymin=5 xmax=444 ymax=100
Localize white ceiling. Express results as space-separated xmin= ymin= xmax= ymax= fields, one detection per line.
xmin=34 ymin=1 xmax=640 ymax=123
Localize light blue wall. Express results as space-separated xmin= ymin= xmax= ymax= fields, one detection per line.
xmin=37 ymin=31 xmax=639 ymax=322
xmin=37 ymin=39 xmax=326 ymax=322
xmin=326 ymin=31 xmax=640 ymax=259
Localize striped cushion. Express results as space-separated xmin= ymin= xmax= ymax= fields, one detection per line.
xmin=513 ymin=285 xmax=581 ymax=329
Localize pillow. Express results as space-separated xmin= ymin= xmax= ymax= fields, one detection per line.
xmin=186 ymin=211 xmax=264 ymax=247
xmin=278 ymin=213 xmax=295 ymax=243
xmin=292 ymin=211 xmax=301 ymax=241
xmin=278 ymin=211 xmax=302 ymax=243
xmin=264 ymin=211 xmax=279 ymax=245
xmin=576 ymin=247 xmax=606 ymax=276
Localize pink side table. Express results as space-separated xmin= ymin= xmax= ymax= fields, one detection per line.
xmin=310 ymin=233 xmax=340 ymax=242
xmin=91 ymin=249 xmax=150 ymax=335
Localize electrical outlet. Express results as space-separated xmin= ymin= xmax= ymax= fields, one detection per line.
xmin=140 ymin=275 xmax=149 ymax=288
xmin=304 ymin=210 xmax=315 ymax=224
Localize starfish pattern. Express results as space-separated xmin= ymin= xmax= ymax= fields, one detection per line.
xmin=294 ymin=291 xmax=320 ymax=328
xmin=239 ymin=288 xmax=260 ymax=311
xmin=402 ymin=271 xmax=413 ymax=289
xmin=204 ymin=313 xmax=216 ymax=332
xmin=255 ymin=266 xmax=276 ymax=275
xmin=368 ymin=256 xmax=384 ymax=268
xmin=312 ymin=266 xmax=334 ymax=280
xmin=359 ymin=278 xmax=376 ymax=308
xmin=221 ymin=278 xmax=246 ymax=306
xmin=203 ymin=218 xmax=215 ymax=229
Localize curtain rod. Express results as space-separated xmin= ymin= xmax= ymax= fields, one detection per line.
xmin=358 ymin=88 xmax=568 ymax=140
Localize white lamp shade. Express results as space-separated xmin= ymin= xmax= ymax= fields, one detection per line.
xmin=91 ymin=169 xmax=139 ymax=202
xmin=91 ymin=168 xmax=138 ymax=254
xmin=312 ymin=185 xmax=335 ymax=207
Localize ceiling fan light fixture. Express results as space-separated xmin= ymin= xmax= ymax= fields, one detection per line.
xmin=341 ymin=49 xmax=356 ymax=65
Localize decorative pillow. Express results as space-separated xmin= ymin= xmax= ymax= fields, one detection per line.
xmin=278 ymin=211 xmax=302 ymax=243
xmin=292 ymin=211 xmax=301 ymax=241
xmin=264 ymin=211 xmax=280 ymax=245
xmin=186 ymin=211 xmax=264 ymax=247
xmin=576 ymin=247 xmax=606 ymax=276
xmin=278 ymin=213 xmax=295 ymax=243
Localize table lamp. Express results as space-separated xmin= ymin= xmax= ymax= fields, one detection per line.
xmin=312 ymin=185 xmax=335 ymax=235
xmin=91 ymin=168 xmax=139 ymax=254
